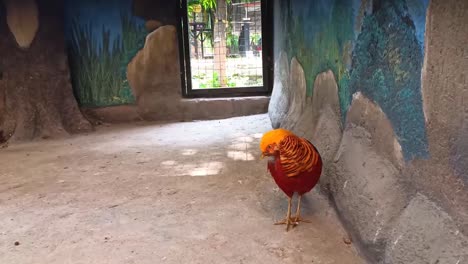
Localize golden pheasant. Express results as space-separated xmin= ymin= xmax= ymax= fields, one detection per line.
xmin=260 ymin=128 xmax=322 ymax=231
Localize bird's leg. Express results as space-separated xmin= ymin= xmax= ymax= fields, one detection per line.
xmin=274 ymin=196 xmax=294 ymax=231
xmin=292 ymin=194 xmax=312 ymax=226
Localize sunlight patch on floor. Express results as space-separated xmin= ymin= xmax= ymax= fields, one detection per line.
xmin=188 ymin=161 xmax=224 ymax=177
xmin=182 ymin=149 xmax=198 ymax=156
xmin=152 ymin=131 xmax=265 ymax=177
xmin=161 ymin=160 xmax=177 ymax=166
xmin=227 ymin=151 xmax=255 ymax=161
xmin=252 ymin=133 xmax=263 ymax=139
xmin=229 ymin=143 xmax=247 ymax=151
xmin=159 ymin=160 xmax=224 ymax=177
xmin=234 ymin=136 xmax=254 ymax=143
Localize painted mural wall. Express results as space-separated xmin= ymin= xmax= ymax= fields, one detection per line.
xmin=64 ymin=0 xmax=146 ymax=107
xmin=64 ymin=0 xmax=178 ymax=108
xmin=273 ymin=0 xmax=429 ymax=161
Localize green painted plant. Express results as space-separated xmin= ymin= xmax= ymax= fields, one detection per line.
xmin=68 ymin=12 xmax=146 ymax=107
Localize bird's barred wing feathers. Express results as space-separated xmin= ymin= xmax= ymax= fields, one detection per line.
xmin=278 ymin=135 xmax=319 ymax=178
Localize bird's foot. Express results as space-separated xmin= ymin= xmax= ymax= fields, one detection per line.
xmin=291 ymin=215 xmax=312 ymax=225
xmin=274 ymin=216 xmax=312 ymax=231
xmin=274 ymin=217 xmax=295 ymax=225
xmin=274 ymin=217 xmax=296 ymax=231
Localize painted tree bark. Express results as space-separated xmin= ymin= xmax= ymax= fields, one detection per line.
xmin=0 ymin=0 xmax=92 ymax=145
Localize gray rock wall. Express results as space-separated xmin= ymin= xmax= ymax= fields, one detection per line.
xmin=269 ymin=0 xmax=468 ymax=262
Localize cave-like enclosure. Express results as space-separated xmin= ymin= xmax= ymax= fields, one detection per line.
xmin=0 ymin=0 xmax=467 ymax=263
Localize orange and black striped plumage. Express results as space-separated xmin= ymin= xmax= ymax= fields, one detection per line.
xmin=261 ymin=130 xmax=322 ymax=198
xmin=278 ymin=135 xmax=320 ymax=178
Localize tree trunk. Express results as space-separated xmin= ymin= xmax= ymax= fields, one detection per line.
xmin=0 ymin=0 xmax=92 ymax=144
xmin=194 ymin=35 xmax=199 ymax=59
xmin=213 ymin=0 xmax=227 ymax=87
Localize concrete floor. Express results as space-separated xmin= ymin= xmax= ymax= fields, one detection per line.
xmin=0 ymin=114 xmax=363 ymax=264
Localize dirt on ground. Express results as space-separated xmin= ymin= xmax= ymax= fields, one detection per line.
xmin=0 ymin=114 xmax=363 ymax=264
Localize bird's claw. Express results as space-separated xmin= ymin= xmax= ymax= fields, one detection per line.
xmin=274 ymin=217 xmax=296 ymax=225
xmin=274 ymin=217 xmax=296 ymax=231
xmin=274 ymin=216 xmax=312 ymax=231
xmin=291 ymin=215 xmax=312 ymax=224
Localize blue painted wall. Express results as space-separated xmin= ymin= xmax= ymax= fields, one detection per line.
xmin=274 ymin=0 xmax=429 ymax=161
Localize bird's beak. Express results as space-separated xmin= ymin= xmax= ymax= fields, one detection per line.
xmin=260 ymin=153 xmax=265 ymax=160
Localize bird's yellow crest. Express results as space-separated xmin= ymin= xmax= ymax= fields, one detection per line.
xmin=260 ymin=128 xmax=294 ymax=153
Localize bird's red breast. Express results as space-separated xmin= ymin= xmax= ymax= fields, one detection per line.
xmin=267 ymin=135 xmax=322 ymax=197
